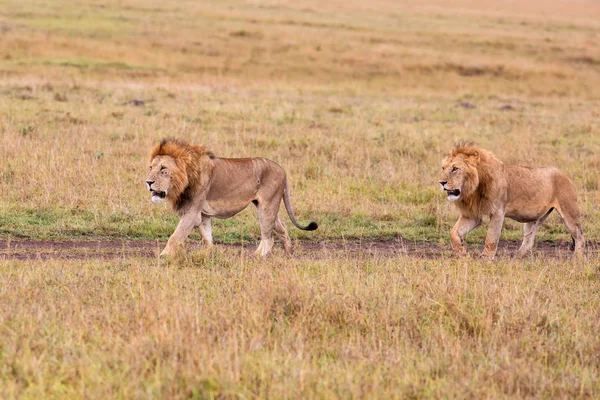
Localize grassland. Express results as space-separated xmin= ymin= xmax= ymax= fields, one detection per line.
xmin=1 ymin=0 xmax=600 ymax=398
xmin=2 ymin=252 xmax=600 ymax=398
xmin=1 ymin=0 xmax=600 ymax=245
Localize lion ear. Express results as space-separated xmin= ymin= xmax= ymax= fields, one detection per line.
xmin=471 ymin=151 xmax=480 ymax=164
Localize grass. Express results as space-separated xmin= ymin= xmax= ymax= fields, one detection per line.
xmin=1 ymin=0 xmax=600 ymax=397
xmin=1 ymin=252 xmax=599 ymax=398
xmin=17 ymin=58 xmax=163 ymax=72
xmin=1 ymin=84 xmax=599 ymax=245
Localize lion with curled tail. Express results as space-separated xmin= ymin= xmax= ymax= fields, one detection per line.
xmin=439 ymin=143 xmax=584 ymax=259
xmin=145 ymin=138 xmax=318 ymax=257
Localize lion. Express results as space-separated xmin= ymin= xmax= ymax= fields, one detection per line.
xmin=145 ymin=138 xmax=318 ymax=257
xmin=439 ymin=143 xmax=584 ymax=258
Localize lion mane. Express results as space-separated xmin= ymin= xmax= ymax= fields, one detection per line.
xmin=448 ymin=142 xmax=504 ymax=218
xmin=149 ymin=138 xmax=215 ymax=213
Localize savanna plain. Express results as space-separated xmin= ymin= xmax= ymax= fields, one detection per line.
xmin=1 ymin=0 xmax=600 ymax=398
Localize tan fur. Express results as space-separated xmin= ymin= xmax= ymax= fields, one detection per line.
xmin=146 ymin=139 xmax=317 ymax=257
xmin=439 ymin=143 xmax=584 ymax=258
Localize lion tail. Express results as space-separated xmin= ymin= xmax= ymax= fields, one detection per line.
xmin=283 ymin=178 xmax=318 ymax=231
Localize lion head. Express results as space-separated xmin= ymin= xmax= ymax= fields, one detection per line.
xmin=146 ymin=138 xmax=213 ymax=208
xmin=439 ymin=143 xmax=481 ymax=202
xmin=439 ymin=143 xmax=502 ymax=211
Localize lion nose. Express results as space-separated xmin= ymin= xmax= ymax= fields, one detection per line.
xmin=439 ymin=181 xmax=447 ymax=186
xmin=146 ymin=180 xmax=155 ymax=187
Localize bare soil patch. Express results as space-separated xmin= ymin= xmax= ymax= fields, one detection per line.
xmin=1 ymin=238 xmax=596 ymax=261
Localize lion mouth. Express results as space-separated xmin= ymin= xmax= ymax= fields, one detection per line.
xmin=445 ymin=188 xmax=461 ymax=200
xmin=151 ymin=190 xmax=167 ymax=203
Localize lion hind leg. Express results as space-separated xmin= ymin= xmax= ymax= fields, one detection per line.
xmin=555 ymin=204 xmax=585 ymax=256
xmin=274 ymin=215 xmax=292 ymax=256
xmin=552 ymin=176 xmax=585 ymax=256
xmin=255 ymin=202 xmax=278 ymax=258
xmin=255 ymin=237 xmax=275 ymax=258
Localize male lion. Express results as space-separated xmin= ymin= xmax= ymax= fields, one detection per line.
xmin=439 ymin=143 xmax=584 ymax=258
xmin=146 ymin=138 xmax=318 ymax=257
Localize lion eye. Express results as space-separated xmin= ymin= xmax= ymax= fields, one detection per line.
xmin=452 ymin=167 xmax=458 ymax=172
xmin=160 ymin=166 xmax=166 ymax=172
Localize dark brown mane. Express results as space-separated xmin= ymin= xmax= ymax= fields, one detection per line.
xmin=449 ymin=143 xmax=503 ymax=217
xmin=149 ymin=138 xmax=215 ymax=213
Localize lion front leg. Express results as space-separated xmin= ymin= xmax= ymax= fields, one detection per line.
xmin=198 ymin=216 xmax=214 ymax=249
xmin=481 ymin=212 xmax=505 ymax=259
xmin=450 ymin=216 xmax=481 ymax=256
xmin=161 ymin=216 xmax=197 ymax=257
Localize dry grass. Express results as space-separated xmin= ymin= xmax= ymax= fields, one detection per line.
xmin=1 ymin=0 xmax=599 ymax=244
xmin=1 ymin=0 xmax=600 ymax=242
xmin=1 ymin=0 xmax=600 ymax=397
xmin=2 ymin=81 xmax=599 ymax=243
xmin=1 ymin=0 xmax=599 ymax=94
xmin=1 ymin=252 xmax=599 ymax=398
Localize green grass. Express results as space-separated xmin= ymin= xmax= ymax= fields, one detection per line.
xmin=0 ymin=204 xmax=577 ymax=247
xmin=13 ymin=58 xmax=164 ymax=71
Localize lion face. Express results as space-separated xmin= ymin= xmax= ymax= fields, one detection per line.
xmin=146 ymin=155 xmax=181 ymax=204
xmin=439 ymin=155 xmax=478 ymax=202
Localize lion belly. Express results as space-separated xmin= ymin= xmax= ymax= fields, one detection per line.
xmin=504 ymin=166 xmax=558 ymax=222
xmin=201 ymin=201 xmax=250 ymax=219
xmin=201 ymin=157 xmax=284 ymax=219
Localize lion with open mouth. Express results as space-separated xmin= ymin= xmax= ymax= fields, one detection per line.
xmin=440 ymin=142 xmax=584 ymax=259
xmin=146 ymin=138 xmax=317 ymax=257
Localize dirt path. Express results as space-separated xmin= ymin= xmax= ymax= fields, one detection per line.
xmin=1 ymin=238 xmax=596 ymax=260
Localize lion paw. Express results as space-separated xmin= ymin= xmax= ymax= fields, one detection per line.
xmin=479 ymin=252 xmax=496 ymax=260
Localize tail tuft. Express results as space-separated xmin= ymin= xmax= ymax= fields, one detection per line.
xmin=283 ymin=178 xmax=318 ymax=232
xmin=305 ymin=221 xmax=318 ymax=231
